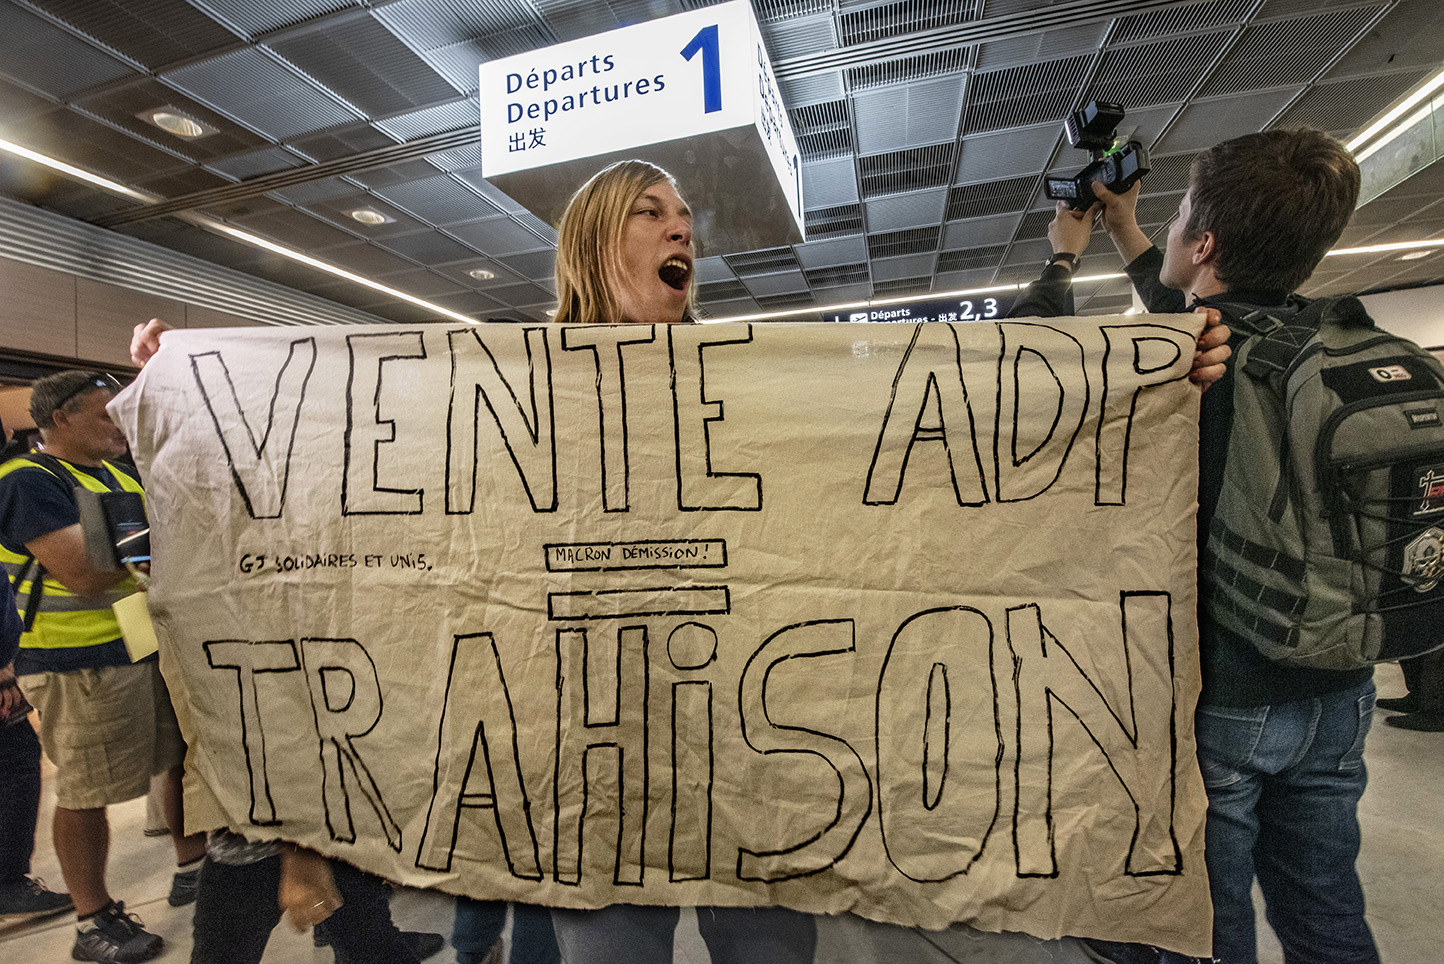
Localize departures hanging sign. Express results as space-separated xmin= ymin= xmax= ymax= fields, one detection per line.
xmin=112 ymin=318 xmax=1212 ymax=956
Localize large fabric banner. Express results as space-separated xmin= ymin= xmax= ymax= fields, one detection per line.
xmin=112 ymin=317 xmax=1211 ymax=954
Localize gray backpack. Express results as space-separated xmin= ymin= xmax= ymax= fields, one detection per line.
xmin=1204 ymin=295 xmax=1444 ymax=670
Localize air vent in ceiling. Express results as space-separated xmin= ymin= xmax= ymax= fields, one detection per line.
xmin=839 ymin=0 xmax=983 ymax=47
xmin=1091 ymin=32 xmax=1231 ymax=108
xmin=697 ymin=279 xmax=750 ymax=302
xmin=805 ymin=262 xmax=870 ymax=287
xmin=725 ymin=247 xmax=802 ymax=276
xmin=1200 ymin=9 xmax=1380 ymax=98
xmin=756 ymin=291 xmax=817 ymax=310
xmin=847 ymin=47 xmax=969 ymax=91
xmin=938 ymin=244 xmax=1006 ymax=273
xmin=1110 ymin=0 xmax=1254 ymax=44
xmin=872 ymin=276 xmax=930 ymax=297
xmin=962 ymin=56 xmax=1090 ymax=135
xmin=868 ymin=226 xmax=940 ymax=259
xmin=945 ymin=175 xmax=1036 ymax=221
xmin=791 ymin=100 xmax=854 ymax=159
xmin=859 ymin=144 xmax=954 ymax=198
xmin=753 ymin=0 xmax=833 ymax=22
xmin=805 ymin=203 xmax=865 ymax=239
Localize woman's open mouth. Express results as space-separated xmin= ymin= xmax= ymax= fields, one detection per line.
xmin=658 ymin=257 xmax=691 ymax=291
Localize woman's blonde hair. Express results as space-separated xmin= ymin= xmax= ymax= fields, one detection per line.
xmin=553 ymin=159 xmax=695 ymax=325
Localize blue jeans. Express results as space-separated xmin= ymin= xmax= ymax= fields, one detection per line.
xmin=1195 ymin=681 xmax=1380 ymax=964
xmin=453 ymin=899 xmax=559 ymax=964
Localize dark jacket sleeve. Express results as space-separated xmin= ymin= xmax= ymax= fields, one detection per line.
xmin=1123 ymin=246 xmax=1188 ymax=314
xmin=1008 ymin=263 xmax=1076 ymax=318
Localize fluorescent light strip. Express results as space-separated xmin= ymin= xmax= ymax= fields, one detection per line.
xmin=1346 ymin=66 xmax=1444 ymax=153
xmin=0 ymin=137 xmax=156 ymax=203
xmin=1353 ymin=98 xmax=1437 ymax=164
xmin=702 ymin=273 xmax=1127 ymax=324
xmin=1326 ymin=238 xmax=1444 ymax=257
xmin=182 ymin=214 xmax=481 ymax=325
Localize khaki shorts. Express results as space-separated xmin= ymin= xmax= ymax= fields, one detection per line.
xmin=19 ymin=661 xmax=185 ymax=810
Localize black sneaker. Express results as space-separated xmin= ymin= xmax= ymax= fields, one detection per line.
xmin=167 ymin=865 xmax=201 ymax=907
xmin=0 ymin=875 xmax=74 ymax=923
xmin=72 ymin=901 xmax=163 ymax=963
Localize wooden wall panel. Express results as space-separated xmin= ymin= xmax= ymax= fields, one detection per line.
xmin=0 ymin=259 xmax=77 ymax=359
xmin=76 ymin=279 xmax=186 ymax=368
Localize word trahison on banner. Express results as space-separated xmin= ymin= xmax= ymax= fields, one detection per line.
xmin=479 ymin=0 xmax=803 ymax=254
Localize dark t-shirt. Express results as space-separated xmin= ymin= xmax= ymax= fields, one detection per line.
xmin=0 ymin=457 xmax=137 ymax=673
xmin=1124 ymin=247 xmax=1371 ymax=707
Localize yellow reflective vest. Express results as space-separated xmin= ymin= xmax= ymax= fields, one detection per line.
xmin=0 ymin=455 xmax=142 ymax=655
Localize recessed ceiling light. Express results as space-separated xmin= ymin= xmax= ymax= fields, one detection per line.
xmin=467 ymin=267 xmax=496 ymax=280
xmin=137 ymin=107 xmax=216 ymax=139
xmin=1398 ymin=250 xmax=1433 ymax=260
xmin=348 ymin=208 xmax=393 ymax=226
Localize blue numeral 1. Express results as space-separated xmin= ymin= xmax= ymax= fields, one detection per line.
xmin=681 ymin=24 xmax=721 ymax=114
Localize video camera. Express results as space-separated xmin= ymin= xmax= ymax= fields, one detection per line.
xmin=1044 ymin=101 xmax=1150 ymax=210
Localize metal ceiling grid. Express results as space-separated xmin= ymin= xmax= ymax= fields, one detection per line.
xmin=858 ymin=143 xmax=955 ymax=198
xmin=1108 ymin=0 xmax=1253 ymax=44
xmin=961 ymin=55 xmax=1091 ymax=135
xmin=763 ymin=13 xmax=836 ymax=59
xmin=804 ymin=203 xmax=865 ymax=240
xmin=372 ymin=172 xmax=504 ymax=224
xmin=1091 ymin=33 xmax=1232 ymax=109
xmin=496 ymin=247 xmax=557 ymax=281
xmin=846 ymin=46 xmax=969 ymax=91
xmin=851 ymin=75 xmax=964 ymax=154
xmin=1197 ymin=8 xmax=1384 ymax=99
xmin=163 ymin=46 xmax=364 ymax=140
xmin=0 ymin=2 xmax=137 ymax=98
xmin=266 ymin=13 xmax=462 ymax=118
xmin=739 ymin=270 xmax=811 ymax=298
xmin=287 ymin=124 xmax=400 ymax=162
xmin=20 ymin=0 xmax=242 ymax=68
xmin=443 ymin=214 xmax=554 ymax=256
xmin=838 ymin=0 xmax=984 ymax=47
xmin=374 ymin=227 xmax=483 ymax=266
xmin=867 ymin=187 xmax=946 ymax=232
xmin=373 ymin=100 xmax=479 ymax=141
xmin=195 ymin=0 xmax=360 ymax=38
xmin=367 ymin=264 xmax=471 ymax=298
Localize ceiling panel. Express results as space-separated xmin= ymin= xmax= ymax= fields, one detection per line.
xmin=25 ymin=0 xmax=242 ymax=67
xmin=0 ymin=3 xmax=138 ymax=97
xmin=267 ymin=13 xmax=461 ymax=117
xmin=163 ymin=46 xmax=364 ymax=140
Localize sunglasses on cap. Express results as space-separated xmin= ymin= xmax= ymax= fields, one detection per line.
xmin=52 ymin=373 xmax=123 ymax=411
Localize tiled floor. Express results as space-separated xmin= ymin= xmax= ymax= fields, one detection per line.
xmin=2 ymin=663 xmax=1439 ymax=963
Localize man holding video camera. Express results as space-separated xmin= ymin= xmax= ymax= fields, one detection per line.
xmin=1083 ymin=130 xmax=1378 ymax=964
xmin=0 ymin=370 xmax=206 ymax=962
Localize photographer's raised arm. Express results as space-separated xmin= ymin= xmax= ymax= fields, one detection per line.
xmin=1091 ymin=181 xmax=1151 ymax=264
xmin=1092 ymin=180 xmax=1188 ymax=315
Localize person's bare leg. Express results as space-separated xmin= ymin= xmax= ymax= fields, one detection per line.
xmin=161 ymin=765 xmax=205 ymax=864
xmin=52 ymin=806 xmax=110 ymax=916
